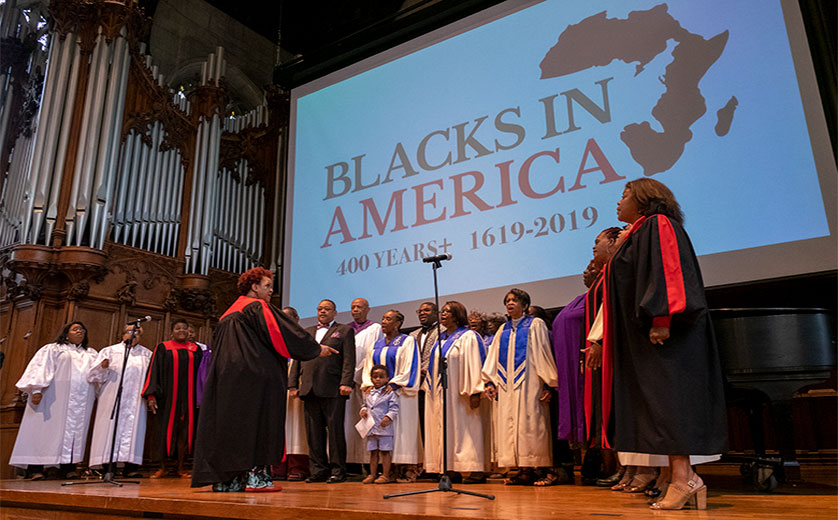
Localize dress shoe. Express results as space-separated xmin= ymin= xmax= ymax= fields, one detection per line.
xmin=596 ymin=471 xmax=623 ymax=487
xmin=326 ymin=475 xmax=346 ymax=483
xmin=287 ymin=474 xmax=305 ymax=482
xmin=305 ymin=475 xmax=328 ymax=483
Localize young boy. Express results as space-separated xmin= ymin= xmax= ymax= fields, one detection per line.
xmin=360 ymin=364 xmax=399 ymax=484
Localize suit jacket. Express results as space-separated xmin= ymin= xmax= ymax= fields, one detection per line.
xmin=289 ymin=322 xmax=355 ymax=399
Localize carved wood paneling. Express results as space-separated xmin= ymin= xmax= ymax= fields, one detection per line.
xmin=101 ymin=242 xmax=178 ymax=305
xmin=0 ymin=239 xmax=237 ymax=473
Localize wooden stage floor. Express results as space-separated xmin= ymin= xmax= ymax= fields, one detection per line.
xmin=1 ymin=463 xmax=836 ymax=520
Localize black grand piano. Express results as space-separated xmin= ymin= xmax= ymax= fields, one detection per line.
xmin=711 ymin=308 xmax=836 ymax=491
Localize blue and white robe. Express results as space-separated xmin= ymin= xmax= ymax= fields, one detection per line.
xmin=423 ymin=328 xmax=489 ymax=473
xmin=482 ymin=316 xmax=557 ymax=468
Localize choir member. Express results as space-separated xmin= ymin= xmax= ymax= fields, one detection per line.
xmin=361 ymin=310 xmax=422 ymax=481
xmin=279 ymin=306 xmax=310 ymax=481
xmin=424 ymin=301 xmax=489 ymax=483
xmin=346 ymin=297 xmax=383 ymax=466
xmin=603 ymin=178 xmax=727 ymax=510
xmin=142 ymin=319 xmax=204 ymax=479
xmin=87 ymin=324 xmax=152 ymax=476
xmin=409 ymin=301 xmax=439 ymax=444
xmin=581 ymin=229 xmax=622 ymax=486
xmin=409 ymin=302 xmax=439 ymax=385
xmin=191 ymin=268 xmax=330 ymax=491
xmin=10 ymin=322 xmax=98 ymax=480
xmin=483 ymin=289 xmax=557 ymax=485
xmin=467 ymin=311 xmax=488 ymax=345
xmin=483 ymin=314 xmax=506 ymax=347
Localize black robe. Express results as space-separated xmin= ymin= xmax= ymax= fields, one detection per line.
xmin=191 ymin=296 xmax=321 ymax=487
xmin=142 ymin=340 xmax=204 ymax=459
xmin=602 ymin=214 xmax=727 ymax=455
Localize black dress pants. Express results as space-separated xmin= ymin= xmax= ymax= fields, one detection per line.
xmin=303 ymin=396 xmax=347 ymax=479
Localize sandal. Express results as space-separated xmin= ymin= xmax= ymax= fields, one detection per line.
xmin=623 ymin=470 xmax=657 ymax=493
xmin=396 ymin=468 xmax=418 ymax=483
xmin=362 ymin=475 xmax=375 ymax=484
xmin=533 ymin=471 xmax=560 ymax=487
xmin=650 ymin=476 xmax=706 ymax=510
xmin=504 ymin=469 xmax=535 ymax=486
xmin=611 ymin=466 xmax=636 ymax=490
xmin=374 ymin=475 xmax=392 ymax=484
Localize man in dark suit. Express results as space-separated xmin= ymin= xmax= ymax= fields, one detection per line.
xmin=289 ymin=299 xmax=355 ymax=483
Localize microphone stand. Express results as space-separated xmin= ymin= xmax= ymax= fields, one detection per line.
xmin=64 ymin=321 xmax=143 ymax=487
xmin=384 ymin=257 xmax=494 ymax=500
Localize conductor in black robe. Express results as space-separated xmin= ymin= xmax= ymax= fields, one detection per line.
xmin=602 ymin=178 xmax=726 ymax=511
xmin=191 ymin=268 xmax=335 ymax=491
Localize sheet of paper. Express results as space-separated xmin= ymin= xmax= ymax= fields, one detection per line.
xmin=355 ymin=414 xmax=375 ymax=438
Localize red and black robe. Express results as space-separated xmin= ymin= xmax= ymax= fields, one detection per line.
xmin=142 ymin=340 xmax=204 ymax=459
xmin=190 ymin=296 xmax=322 ymax=487
xmin=602 ymin=214 xmax=727 ymax=455
xmin=583 ymin=269 xmax=606 ymax=446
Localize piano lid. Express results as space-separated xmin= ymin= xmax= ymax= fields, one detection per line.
xmin=711 ymin=308 xmax=836 ymax=374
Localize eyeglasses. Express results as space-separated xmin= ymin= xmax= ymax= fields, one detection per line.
xmin=439 ymin=309 xmax=452 ymax=314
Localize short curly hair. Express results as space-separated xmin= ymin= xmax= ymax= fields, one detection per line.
xmin=237 ymin=267 xmax=274 ymax=295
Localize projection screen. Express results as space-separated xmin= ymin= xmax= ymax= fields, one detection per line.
xmin=283 ymin=0 xmax=837 ymax=325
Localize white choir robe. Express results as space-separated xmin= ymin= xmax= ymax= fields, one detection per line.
xmin=345 ymin=322 xmax=383 ymax=463
xmin=482 ymin=317 xmax=557 ymax=468
xmin=10 ymin=343 xmax=98 ymax=467
xmin=618 ymin=452 xmax=722 ymax=466
xmin=286 ymin=361 xmax=308 ymax=455
xmin=86 ymin=342 xmax=152 ymax=467
xmin=423 ymin=329 xmax=489 ymax=473
xmin=361 ymin=334 xmax=423 ymax=464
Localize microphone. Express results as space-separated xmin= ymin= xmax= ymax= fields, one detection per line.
xmin=422 ymin=253 xmax=452 ymax=263
xmin=127 ymin=316 xmax=152 ymax=324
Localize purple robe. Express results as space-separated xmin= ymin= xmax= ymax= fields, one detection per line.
xmin=551 ymin=293 xmax=586 ymax=443
xmin=196 ymin=349 xmax=211 ymax=407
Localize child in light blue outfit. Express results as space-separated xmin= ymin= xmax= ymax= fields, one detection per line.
xmin=360 ymin=364 xmax=399 ymax=484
